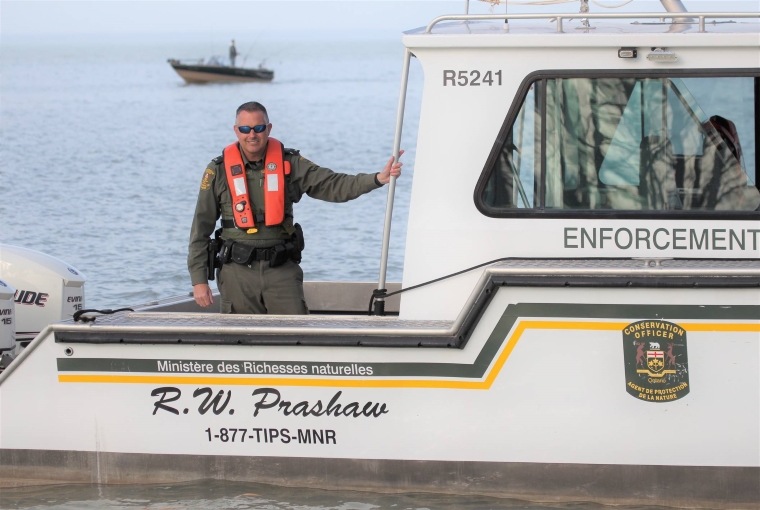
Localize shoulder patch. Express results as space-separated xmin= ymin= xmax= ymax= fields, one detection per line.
xmin=200 ymin=167 xmax=214 ymax=191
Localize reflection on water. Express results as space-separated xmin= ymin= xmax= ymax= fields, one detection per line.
xmin=0 ymin=480 xmax=667 ymax=510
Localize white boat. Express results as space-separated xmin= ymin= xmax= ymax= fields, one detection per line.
xmin=1 ymin=1 xmax=759 ymax=506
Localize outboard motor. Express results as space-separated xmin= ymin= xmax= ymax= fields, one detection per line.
xmin=0 ymin=279 xmax=17 ymax=370
xmin=0 ymin=244 xmax=85 ymax=349
xmin=0 ymin=279 xmax=15 ymax=352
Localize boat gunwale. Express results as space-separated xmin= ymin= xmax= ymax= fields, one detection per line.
xmin=170 ymin=63 xmax=273 ymax=77
xmin=38 ymin=258 xmax=760 ymax=350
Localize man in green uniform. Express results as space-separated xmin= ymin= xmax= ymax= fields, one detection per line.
xmin=188 ymin=101 xmax=402 ymax=314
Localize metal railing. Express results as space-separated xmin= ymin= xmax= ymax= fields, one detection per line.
xmin=374 ymin=49 xmax=412 ymax=315
xmin=425 ymin=12 xmax=760 ymax=34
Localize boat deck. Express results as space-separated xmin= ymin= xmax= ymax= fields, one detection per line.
xmin=50 ymin=258 xmax=760 ymax=347
xmin=54 ymin=312 xmax=454 ymax=347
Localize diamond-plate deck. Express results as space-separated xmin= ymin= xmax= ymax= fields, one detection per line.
xmin=54 ymin=311 xmax=457 ymax=347
xmin=64 ymin=312 xmax=452 ymax=334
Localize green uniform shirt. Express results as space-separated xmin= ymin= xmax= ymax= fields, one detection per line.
xmin=188 ymin=143 xmax=382 ymax=286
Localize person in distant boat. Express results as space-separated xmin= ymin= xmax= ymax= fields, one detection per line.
xmin=229 ymin=39 xmax=238 ymax=67
xmin=188 ymin=101 xmax=403 ymax=314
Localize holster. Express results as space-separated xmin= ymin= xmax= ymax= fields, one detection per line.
xmin=290 ymin=223 xmax=305 ymax=264
xmin=206 ymin=228 xmax=223 ymax=281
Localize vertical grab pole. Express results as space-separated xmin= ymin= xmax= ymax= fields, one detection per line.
xmin=375 ymin=47 xmax=412 ymax=316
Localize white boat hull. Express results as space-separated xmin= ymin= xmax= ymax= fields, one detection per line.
xmin=1 ymin=262 xmax=758 ymax=507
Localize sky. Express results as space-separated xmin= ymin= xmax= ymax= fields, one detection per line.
xmin=1 ymin=1 xmax=758 ymax=37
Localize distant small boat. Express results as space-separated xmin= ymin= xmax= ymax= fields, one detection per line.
xmin=167 ymin=58 xmax=274 ymax=84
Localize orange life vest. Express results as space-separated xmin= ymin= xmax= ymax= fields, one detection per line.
xmin=223 ymin=138 xmax=291 ymax=232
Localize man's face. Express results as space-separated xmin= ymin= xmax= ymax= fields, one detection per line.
xmin=234 ymin=110 xmax=271 ymax=161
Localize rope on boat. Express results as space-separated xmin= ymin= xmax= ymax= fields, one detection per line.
xmin=369 ymin=257 xmax=514 ymax=315
xmin=73 ymin=308 xmax=134 ymax=323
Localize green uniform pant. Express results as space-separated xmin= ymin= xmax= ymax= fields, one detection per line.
xmin=218 ymin=260 xmax=308 ymax=315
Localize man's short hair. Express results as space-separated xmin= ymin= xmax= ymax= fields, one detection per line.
xmin=236 ymin=102 xmax=269 ymax=123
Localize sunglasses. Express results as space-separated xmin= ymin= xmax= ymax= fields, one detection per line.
xmin=237 ymin=124 xmax=268 ymax=134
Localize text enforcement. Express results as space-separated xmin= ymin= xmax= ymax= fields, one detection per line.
xmin=564 ymin=227 xmax=760 ymax=251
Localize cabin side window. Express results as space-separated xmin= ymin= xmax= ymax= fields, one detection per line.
xmin=482 ymin=82 xmax=541 ymax=209
xmin=479 ymin=73 xmax=760 ymax=215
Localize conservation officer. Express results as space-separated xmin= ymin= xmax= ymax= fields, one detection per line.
xmin=188 ymin=101 xmax=402 ymax=314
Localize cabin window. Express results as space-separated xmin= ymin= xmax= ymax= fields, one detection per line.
xmin=482 ymin=82 xmax=541 ymax=209
xmin=478 ymin=72 xmax=760 ymax=216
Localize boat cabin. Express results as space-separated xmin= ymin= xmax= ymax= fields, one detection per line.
xmin=397 ymin=11 xmax=760 ymax=319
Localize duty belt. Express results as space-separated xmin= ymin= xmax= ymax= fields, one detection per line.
xmin=223 ymin=240 xmax=300 ymax=268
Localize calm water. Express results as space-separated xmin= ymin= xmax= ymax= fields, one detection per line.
xmin=0 ymin=480 xmax=670 ymax=510
xmin=0 ymin=32 xmax=422 ymax=309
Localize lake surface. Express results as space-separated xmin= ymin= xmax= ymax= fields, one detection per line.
xmin=0 ymin=31 xmax=422 ymax=309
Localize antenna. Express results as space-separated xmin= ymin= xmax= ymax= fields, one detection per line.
xmin=659 ymin=0 xmax=694 ymax=24
xmin=580 ymin=0 xmax=590 ymax=29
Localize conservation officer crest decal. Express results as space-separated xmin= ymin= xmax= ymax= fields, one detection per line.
xmin=622 ymin=320 xmax=689 ymax=402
